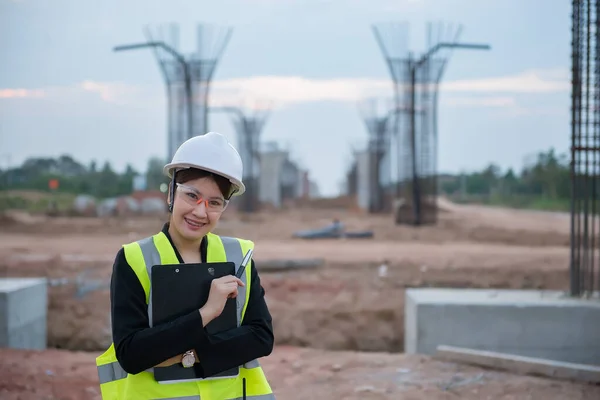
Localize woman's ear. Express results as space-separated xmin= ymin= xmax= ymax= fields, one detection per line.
xmin=167 ymin=182 xmax=173 ymax=203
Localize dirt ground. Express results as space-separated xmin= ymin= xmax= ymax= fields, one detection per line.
xmin=0 ymin=346 xmax=598 ymax=400
xmin=0 ymin=197 xmax=594 ymax=398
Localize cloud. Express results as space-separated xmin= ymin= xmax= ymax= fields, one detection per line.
xmin=0 ymin=82 xmax=162 ymax=120
xmin=212 ymin=76 xmax=390 ymax=106
xmin=78 ymin=81 xmax=142 ymax=105
xmin=0 ymin=68 xmax=569 ymax=112
xmin=0 ymin=81 xmax=156 ymax=110
xmin=211 ymin=68 xmax=568 ymax=107
xmin=441 ymin=94 xmax=566 ymax=117
xmin=441 ymin=69 xmax=570 ymax=93
xmin=0 ymin=88 xmax=45 ymax=99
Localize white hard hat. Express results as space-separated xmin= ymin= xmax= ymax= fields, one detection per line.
xmin=163 ymin=132 xmax=245 ymax=197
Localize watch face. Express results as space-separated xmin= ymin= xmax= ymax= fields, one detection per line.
xmin=182 ymin=353 xmax=195 ymax=368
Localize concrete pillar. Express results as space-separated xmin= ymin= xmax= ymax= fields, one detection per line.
xmin=0 ymin=277 xmax=48 ymax=349
xmin=259 ymin=149 xmax=287 ymax=208
xmin=280 ymin=158 xmax=299 ymax=202
xmin=380 ymin=148 xmax=391 ymax=188
xmin=355 ymin=150 xmax=371 ymax=211
xmin=405 ymin=288 xmax=600 ymax=366
xmin=301 ymin=170 xmax=310 ymax=200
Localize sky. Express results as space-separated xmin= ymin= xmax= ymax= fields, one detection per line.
xmin=0 ymin=0 xmax=571 ymax=196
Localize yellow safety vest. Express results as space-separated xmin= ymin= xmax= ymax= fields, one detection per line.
xmin=95 ymin=231 xmax=275 ymax=400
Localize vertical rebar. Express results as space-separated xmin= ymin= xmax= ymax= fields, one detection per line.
xmin=571 ymin=0 xmax=581 ymax=296
xmin=590 ymin=1 xmax=600 ymax=290
xmin=409 ymin=57 xmax=421 ymax=225
xmin=358 ymin=98 xmax=393 ymax=213
xmin=211 ymin=105 xmax=270 ymax=212
xmin=570 ymin=0 xmax=600 ymax=297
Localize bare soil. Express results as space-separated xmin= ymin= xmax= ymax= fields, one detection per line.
xmin=0 ymin=346 xmax=598 ymax=400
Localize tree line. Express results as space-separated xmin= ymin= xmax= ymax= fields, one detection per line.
xmin=0 ymin=155 xmax=169 ymax=199
xmin=0 ymin=148 xmax=575 ymax=211
xmin=440 ymin=148 xmax=572 ymax=210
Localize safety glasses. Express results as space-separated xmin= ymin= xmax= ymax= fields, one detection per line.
xmin=175 ymin=183 xmax=228 ymax=212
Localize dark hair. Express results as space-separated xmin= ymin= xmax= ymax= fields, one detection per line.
xmin=175 ymin=168 xmax=233 ymax=199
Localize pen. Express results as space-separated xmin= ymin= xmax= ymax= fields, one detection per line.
xmin=236 ymin=248 xmax=253 ymax=279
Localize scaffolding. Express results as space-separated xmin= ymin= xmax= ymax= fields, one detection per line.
xmin=211 ymin=104 xmax=271 ymax=212
xmin=372 ymin=22 xmax=489 ymax=225
xmin=570 ymin=0 xmax=600 ymax=297
xmin=358 ymin=97 xmax=395 ymax=213
xmin=113 ymin=23 xmax=232 ymax=162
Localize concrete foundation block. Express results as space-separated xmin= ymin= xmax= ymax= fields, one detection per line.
xmin=405 ymin=288 xmax=600 ymax=366
xmin=0 ymin=277 xmax=48 ymax=349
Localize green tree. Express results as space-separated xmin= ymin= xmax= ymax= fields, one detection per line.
xmin=95 ymin=161 xmax=118 ymax=198
xmin=146 ymin=157 xmax=168 ymax=191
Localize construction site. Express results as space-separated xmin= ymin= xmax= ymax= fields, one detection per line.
xmin=1 ymin=196 xmax=599 ymax=399
xmin=2 ymin=2 xmax=600 ymax=399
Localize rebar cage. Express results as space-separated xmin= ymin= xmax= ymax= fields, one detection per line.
xmin=570 ymin=0 xmax=600 ymax=297
xmin=373 ymin=22 xmax=462 ymax=226
xmin=145 ymin=23 xmax=231 ymax=161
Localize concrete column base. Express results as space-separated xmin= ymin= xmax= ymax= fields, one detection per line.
xmin=0 ymin=277 xmax=48 ymax=349
xmin=405 ymin=288 xmax=600 ymax=366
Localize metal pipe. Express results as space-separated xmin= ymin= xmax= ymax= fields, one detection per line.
xmin=416 ymin=42 xmax=490 ymax=67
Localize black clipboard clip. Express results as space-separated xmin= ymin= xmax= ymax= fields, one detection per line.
xmin=235 ymin=248 xmax=253 ymax=279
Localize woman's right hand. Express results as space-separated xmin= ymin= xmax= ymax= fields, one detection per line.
xmin=199 ymin=275 xmax=245 ymax=325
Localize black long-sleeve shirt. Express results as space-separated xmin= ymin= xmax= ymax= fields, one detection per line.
xmin=110 ymin=224 xmax=274 ymax=377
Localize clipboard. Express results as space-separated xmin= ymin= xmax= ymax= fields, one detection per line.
xmin=151 ymin=262 xmax=239 ymax=383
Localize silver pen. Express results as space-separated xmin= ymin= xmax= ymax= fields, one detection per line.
xmin=235 ymin=248 xmax=253 ymax=279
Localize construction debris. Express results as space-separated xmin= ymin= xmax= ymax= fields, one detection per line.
xmin=293 ymin=219 xmax=374 ymax=239
xmin=258 ymin=258 xmax=324 ymax=272
xmin=48 ymin=269 xmax=110 ymax=299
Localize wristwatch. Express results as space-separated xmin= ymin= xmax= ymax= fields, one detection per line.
xmin=181 ymin=350 xmax=196 ymax=368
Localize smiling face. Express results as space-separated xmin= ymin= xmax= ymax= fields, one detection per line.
xmin=169 ymin=169 xmax=232 ymax=243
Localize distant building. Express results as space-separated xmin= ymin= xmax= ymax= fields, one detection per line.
xmin=305 ymin=171 xmax=321 ymax=199
xmin=355 ymin=149 xmax=371 ymax=211
xmin=346 ymin=144 xmax=393 ymax=213
xmin=258 ymin=141 xmax=318 ymax=208
xmin=132 ymin=175 xmax=147 ymax=192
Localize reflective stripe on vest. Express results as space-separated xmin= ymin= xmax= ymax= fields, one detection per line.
xmin=96 ymin=232 xmax=274 ymax=399
xmin=97 ymin=357 xmax=265 ymax=384
xmin=96 ymin=350 xmax=274 ymax=399
xmin=97 ymin=359 xmax=127 ymax=383
xmin=121 ymin=396 xmax=275 ymax=400
xmin=141 ymin=235 xmax=248 ymax=329
xmin=119 ymin=394 xmax=276 ymax=400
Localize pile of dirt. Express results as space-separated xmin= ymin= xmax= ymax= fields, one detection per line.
xmin=265 ymin=257 xmax=568 ymax=352
xmin=0 ymin=210 xmax=46 ymax=226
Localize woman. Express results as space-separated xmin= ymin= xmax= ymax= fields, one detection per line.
xmin=96 ymin=132 xmax=275 ymax=400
